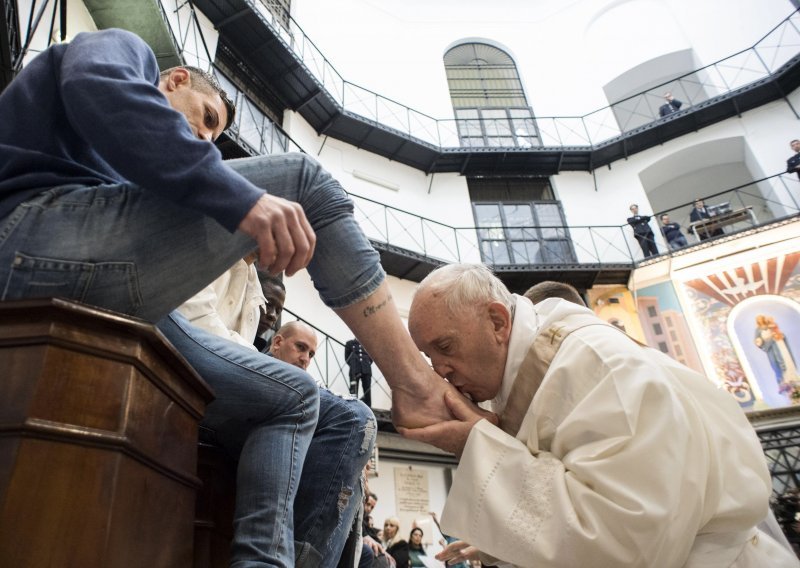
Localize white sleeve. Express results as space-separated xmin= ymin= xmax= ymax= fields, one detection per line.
xmin=177 ymin=277 xmax=256 ymax=350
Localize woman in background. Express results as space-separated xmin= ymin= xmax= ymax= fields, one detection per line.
xmin=382 ymin=517 xmax=408 ymax=566
xmin=408 ymin=527 xmax=428 ymax=567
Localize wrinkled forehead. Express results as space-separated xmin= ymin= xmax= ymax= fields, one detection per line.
xmin=408 ymin=292 xmax=448 ymax=339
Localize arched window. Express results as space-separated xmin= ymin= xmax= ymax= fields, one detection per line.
xmin=444 ymin=42 xmax=538 ymax=148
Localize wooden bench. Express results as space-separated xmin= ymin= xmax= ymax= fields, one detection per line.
xmin=0 ymin=298 xmax=215 ymax=568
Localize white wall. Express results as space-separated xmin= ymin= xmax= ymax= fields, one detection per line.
xmin=368 ymin=455 xmax=453 ymax=551
xmin=286 ymin=112 xmax=474 ymax=225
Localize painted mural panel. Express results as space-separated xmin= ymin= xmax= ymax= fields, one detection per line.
xmin=587 ymin=283 xmax=703 ymax=373
xmin=636 ymin=281 xmax=704 ymax=374
xmin=683 ymin=252 xmax=800 ymax=410
xmin=587 ymin=285 xmax=647 ymax=342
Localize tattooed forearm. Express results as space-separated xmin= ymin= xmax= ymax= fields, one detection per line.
xmin=363 ymin=294 xmax=391 ymax=318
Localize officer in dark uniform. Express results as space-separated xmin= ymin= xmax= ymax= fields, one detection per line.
xmin=626 ymin=203 xmax=659 ymax=258
xmin=345 ymin=338 xmax=374 ymax=407
xmin=786 ymin=139 xmax=800 ymax=180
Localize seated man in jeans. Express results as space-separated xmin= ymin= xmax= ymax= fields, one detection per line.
xmin=0 ymin=28 xmax=454 ymax=567
xmin=178 ymin=259 xmax=376 ymax=566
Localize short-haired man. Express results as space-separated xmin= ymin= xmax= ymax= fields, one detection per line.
xmin=659 ymin=91 xmax=683 ymax=117
xmin=269 ymin=321 xmax=318 ymax=370
xmin=0 ymin=29 xmax=454 ymax=566
xmin=523 ymin=280 xmax=585 ymax=306
xmin=660 ymin=213 xmax=689 ymax=249
xmin=403 ymin=263 xmax=795 ymax=567
xmin=787 ymin=139 xmax=800 ymax=180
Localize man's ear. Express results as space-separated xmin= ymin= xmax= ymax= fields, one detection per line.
xmin=163 ymin=67 xmax=191 ymax=91
xmin=487 ymin=301 xmax=512 ymax=342
xmin=271 ymin=333 xmax=284 ymax=350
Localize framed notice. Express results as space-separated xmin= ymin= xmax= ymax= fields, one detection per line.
xmin=394 ymin=467 xmax=429 ymax=514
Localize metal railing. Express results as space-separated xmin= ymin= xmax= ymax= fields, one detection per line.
xmin=280 ymin=308 xmax=392 ymax=408
xmin=244 ymin=1 xmax=800 ymax=149
xmin=350 ymin=172 xmax=800 ymax=266
xmin=758 ymin=424 xmax=800 ymax=497
xmin=638 ymin=174 xmax=800 ymax=258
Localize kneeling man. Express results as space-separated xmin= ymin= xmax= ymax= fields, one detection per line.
xmin=403 ymin=263 xmax=797 ymax=568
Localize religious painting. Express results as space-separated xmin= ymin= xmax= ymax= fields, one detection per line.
xmin=730 ymin=298 xmax=800 ymax=408
xmin=682 ymin=251 xmax=800 ymax=410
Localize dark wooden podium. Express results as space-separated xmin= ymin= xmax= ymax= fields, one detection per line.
xmin=0 ymin=298 xmax=214 ymax=568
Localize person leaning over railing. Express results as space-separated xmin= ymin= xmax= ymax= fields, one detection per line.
xmin=660 ymin=213 xmax=689 ymax=249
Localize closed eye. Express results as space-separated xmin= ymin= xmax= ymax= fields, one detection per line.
xmin=204 ymin=106 xmax=220 ymax=138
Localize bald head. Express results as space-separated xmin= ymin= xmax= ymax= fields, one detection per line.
xmin=408 ymin=264 xmax=514 ymax=402
xmin=269 ymin=321 xmax=317 ymax=370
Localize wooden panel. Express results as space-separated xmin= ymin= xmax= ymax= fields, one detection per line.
xmin=0 ymin=299 xmax=214 ymax=568
xmin=29 ymin=346 xmax=130 ymax=432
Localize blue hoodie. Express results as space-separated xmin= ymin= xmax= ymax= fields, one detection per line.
xmin=0 ymin=29 xmax=263 ymax=230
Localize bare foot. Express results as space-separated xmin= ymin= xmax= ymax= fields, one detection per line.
xmin=389 ymin=368 xmax=458 ymax=429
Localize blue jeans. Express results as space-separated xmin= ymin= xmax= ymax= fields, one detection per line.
xmin=0 ymin=153 xmax=384 ymax=566
xmin=0 ymin=153 xmax=384 ymax=318
xmin=668 ymin=235 xmax=689 ymax=249
xmin=159 ymin=313 xmax=376 ymax=567
xmin=296 ymin=388 xmax=375 ymax=567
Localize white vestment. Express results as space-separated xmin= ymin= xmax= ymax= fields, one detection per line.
xmin=177 ymin=259 xmax=265 ymax=349
xmin=441 ymin=296 xmax=798 ymax=568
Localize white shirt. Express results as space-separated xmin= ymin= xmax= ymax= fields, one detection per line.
xmin=177 ymin=259 xmax=265 ymax=349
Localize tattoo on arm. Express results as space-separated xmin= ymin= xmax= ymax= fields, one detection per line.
xmin=363 ymin=294 xmax=391 ymax=318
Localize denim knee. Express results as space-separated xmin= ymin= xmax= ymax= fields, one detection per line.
xmin=351 ymin=399 xmax=377 ymax=457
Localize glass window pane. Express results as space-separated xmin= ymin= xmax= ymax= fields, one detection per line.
xmin=508 ymin=108 xmax=534 ymax=118
xmin=461 ymin=136 xmax=485 ymax=147
xmin=541 ymin=240 xmax=573 ymax=263
xmin=503 ymin=204 xmax=534 ymax=226
xmin=510 ymin=240 xmax=539 ymax=264
xmin=475 ymin=204 xmax=503 ymax=225
xmin=238 ymin=101 xmax=263 ymax=150
xmin=512 ymin=117 xmax=537 ymax=138
xmin=480 ymin=109 xmax=509 ymax=119
xmin=457 ymin=119 xmax=483 ymax=137
xmin=534 ymin=203 xmax=566 ymax=238
xmin=486 ymin=136 xmax=515 ymax=147
xmin=475 ymin=204 xmax=504 ymax=239
xmin=481 ymin=240 xmax=510 ymax=264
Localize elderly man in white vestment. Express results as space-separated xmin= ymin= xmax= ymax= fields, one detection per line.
xmin=401 ymin=263 xmax=798 ymax=568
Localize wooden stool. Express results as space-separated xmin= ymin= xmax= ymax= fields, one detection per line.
xmin=0 ymin=298 xmax=214 ymax=568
